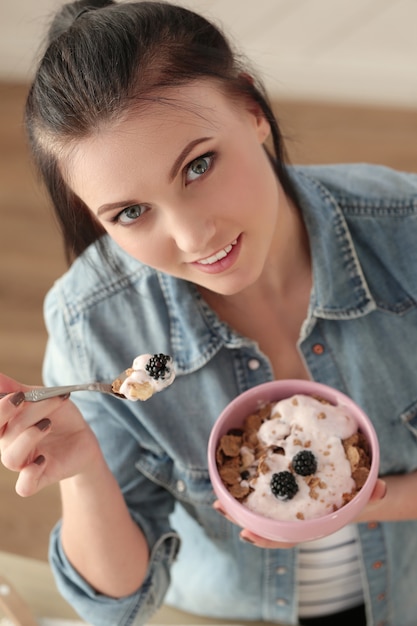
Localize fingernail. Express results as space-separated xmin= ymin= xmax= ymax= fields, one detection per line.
xmin=35 ymin=418 xmax=51 ymax=432
xmin=9 ymin=392 xmax=25 ymax=407
xmin=33 ymin=455 xmax=45 ymax=465
xmin=59 ymin=393 xmax=70 ymax=400
xmin=239 ymin=534 xmax=255 ymax=544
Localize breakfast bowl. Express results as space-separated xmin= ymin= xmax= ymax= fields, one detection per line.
xmin=208 ymin=380 xmax=380 ymax=543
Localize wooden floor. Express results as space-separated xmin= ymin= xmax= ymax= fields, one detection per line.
xmin=1 ymin=82 xmax=416 ymax=562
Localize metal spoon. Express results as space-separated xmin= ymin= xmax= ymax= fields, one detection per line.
xmin=0 ymin=381 xmax=125 ymax=402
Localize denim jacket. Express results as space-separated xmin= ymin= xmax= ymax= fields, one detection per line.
xmin=43 ymin=164 xmax=417 ymax=626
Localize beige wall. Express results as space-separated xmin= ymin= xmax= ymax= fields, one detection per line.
xmin=1 ymin=0 xmax=417 ymax=108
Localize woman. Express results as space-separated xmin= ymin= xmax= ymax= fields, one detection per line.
xmin=1 ymin=1 xmax=417 ymax=625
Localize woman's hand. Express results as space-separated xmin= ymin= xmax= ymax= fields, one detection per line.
xmin=0 ymin=373 xmax=102 ymax=497
xmin=353 ymin=478 xmax=387 ymax=523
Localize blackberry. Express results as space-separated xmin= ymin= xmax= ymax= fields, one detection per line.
xmin=145 ymin=353 xmax=171 ymax=380
xmin=270 ymin=471 xmax=299 ymax=501
xmin=292 ymin=450 xmax=317 ymax=476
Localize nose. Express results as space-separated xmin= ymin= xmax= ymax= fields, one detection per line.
xmin=166 ymin=206 xmax=217 ymax=254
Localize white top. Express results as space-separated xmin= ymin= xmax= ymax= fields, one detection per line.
xmin=297 ymin=525 xmax=364 ymax=617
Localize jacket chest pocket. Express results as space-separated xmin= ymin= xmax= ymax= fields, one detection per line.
xmin=136 ymin=450 xmax=232 ymax=541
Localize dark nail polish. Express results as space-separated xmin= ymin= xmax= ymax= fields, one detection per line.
xmin=35 ymin=418 xmax=51 ymax=432
xmin=33 ymin=455 xmax=45 ymax=465
xmin=9 ymin=392 xmax=25 ymax=407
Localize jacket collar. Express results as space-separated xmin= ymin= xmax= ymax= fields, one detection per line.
xmin=290 ymin=167 xmax=376 ymax=320
xmin=158 ymin=273 xmax=254 ymax=373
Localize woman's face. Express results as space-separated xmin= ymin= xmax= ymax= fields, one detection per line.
xmin=67 ymin=81 xmax=281 ymax=296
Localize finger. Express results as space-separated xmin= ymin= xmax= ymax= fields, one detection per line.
xmin=15 ymin=455 xmax=47 ymax=497
xmin=369 ymin=478 xmax=387 ymax=502
xmin=0 ymin=418 xmax=51 ymax=472
xmin=0 ymin=391 xmax=26 ymax=432
xmin=212 ymin=500 xmax=239 ymax=524
xmin=0 ymin=373 xmax=30 ymax=394
xmin=1 ymin=395 xmax=67 ymax=442
xmin=0 ymin=374 xmax=32 ymax=425
xmin=239 ymin=529 xmax=297 ymax=549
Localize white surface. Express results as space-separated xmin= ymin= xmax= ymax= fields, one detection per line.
xmin=41 ymin=621 xmax=88 ymax=626
xmin=0 ymin=615 xmax=250 ymax=626
xmin=0 ymin=617 xmax=88 ymax=626
xmin=0 ymin=0 xmax=416 ymax=107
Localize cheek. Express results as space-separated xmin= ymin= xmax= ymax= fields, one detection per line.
xmin=111 ymin=228 xmax=174 ymax=269
xmin=220 ymin=150 xmax=277 ymax=216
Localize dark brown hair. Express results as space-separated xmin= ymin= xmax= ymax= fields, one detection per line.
xmin=26 ymin=0 xmax=297 ymax=265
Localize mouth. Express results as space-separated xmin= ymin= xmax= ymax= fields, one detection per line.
xmin=196 ymin=239 xmax=238 ymax=265
xmin=191 ymin=236 xmax=241 ymax=275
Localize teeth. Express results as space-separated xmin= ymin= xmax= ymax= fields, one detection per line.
xmin=198 ymin=240 xmax=237 ymax=265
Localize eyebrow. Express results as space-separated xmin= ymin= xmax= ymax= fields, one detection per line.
xmin=97 ymin=199 xmax=137 ymax=217
xmin=96 ymin=136 xmax=212 ymax=216
xmin=169 ymin=136 xmax=213 ymax=181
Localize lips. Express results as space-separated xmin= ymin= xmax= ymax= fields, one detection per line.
xmin=191 ymin=236 xmax=242 ymax=275
xmin=196 ymin=239 xmax=238 ymax=265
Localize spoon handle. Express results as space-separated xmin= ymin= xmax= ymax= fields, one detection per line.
xmin=0 ymin=382 xmax=116 ymax=402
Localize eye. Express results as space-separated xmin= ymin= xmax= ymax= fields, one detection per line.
xmin=185 ymin=152 xmax=215 ymax=183
xmin=114 ymin=204 xmax=149 ymax=225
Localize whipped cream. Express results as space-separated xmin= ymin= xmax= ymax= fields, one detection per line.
xmin=114 ymin=353 xmax=175 ymax=401
xmin=242 ymin=394 xmax=358 ymax=521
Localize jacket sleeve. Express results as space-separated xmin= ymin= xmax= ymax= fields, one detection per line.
xmin=42 ymin=281 xmax=181 ymax=626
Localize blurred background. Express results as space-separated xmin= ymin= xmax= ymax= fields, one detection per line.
xmin=1 ymin=0 xmax=416 ymax=562
xmin=2 ymin=0 xmax=417 ymax=105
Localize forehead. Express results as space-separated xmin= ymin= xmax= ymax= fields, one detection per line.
xmin=65 ymin=82 xmax=244 ymax=203
xmin=67 ymin=82 xmax=243 ymax=172
xmin=104 ymin=81 xmax=243 ymax=143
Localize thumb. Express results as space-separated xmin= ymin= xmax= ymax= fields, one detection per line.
xmin=0 ymin=373 xmax=30 ymax=395
xmin=369 ymin=478 xmax=387 ymax=502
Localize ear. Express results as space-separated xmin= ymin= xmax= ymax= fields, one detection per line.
xmin=245 ymin=99 xmax=271 ymax=144
xmin=238 ymin=74 xmax=271 ymax=143
xmin=254 ymin=109 xmax=271 ymax=144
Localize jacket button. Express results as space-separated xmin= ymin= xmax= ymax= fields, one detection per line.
xmin=312 ymin=343 xmax=324 ymax=355
xmin=372 ymin=560 xmax=383 ymax=569
xmin=368 ymin=521 xmax=379 ymax=529
xmin=275 ymin=598 xmax=287 ymax=606
xmin=276 ymin=566 xmax=287 ymax=575
xmin=248 ymin=358 xmax=260 ymax=370
xmin=176 ymin=480 xmax=186 ymax=493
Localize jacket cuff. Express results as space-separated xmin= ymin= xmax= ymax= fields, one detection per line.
xmin=48 ymin=521 xmax=181 ymax=626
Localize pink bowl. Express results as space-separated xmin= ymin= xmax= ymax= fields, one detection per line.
xmin=208 ymin=380 xmax=380 ymax=543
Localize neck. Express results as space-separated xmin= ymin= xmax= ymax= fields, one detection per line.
xmin=258 ymin=188 xmax=311 ymax=298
